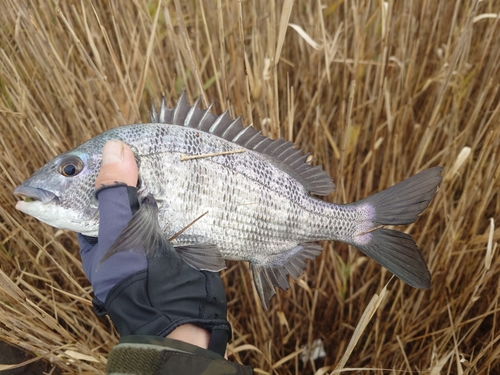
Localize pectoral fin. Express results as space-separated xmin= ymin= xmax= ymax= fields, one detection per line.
xmin=100 ymin=194 xmax=171 ymax=264
xmin=100 ymin=195 xmax=226 ymax=273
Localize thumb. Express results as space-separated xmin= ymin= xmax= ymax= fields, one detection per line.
xmin=95 ymin=140 xmax=138 ymax=189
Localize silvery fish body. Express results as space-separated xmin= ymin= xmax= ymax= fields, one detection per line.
xmin=15 ymin=93 xmax=442 ymax=307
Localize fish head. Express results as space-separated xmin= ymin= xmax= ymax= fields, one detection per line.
xmin=14 ymin=149 xmax=101 ymax=236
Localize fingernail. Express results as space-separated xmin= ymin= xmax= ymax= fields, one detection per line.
xmin=102 ymin=140 xmax=124 ymax=165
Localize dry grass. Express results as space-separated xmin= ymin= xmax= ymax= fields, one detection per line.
xmin=1 ymin=0 xmax=499 ymax=373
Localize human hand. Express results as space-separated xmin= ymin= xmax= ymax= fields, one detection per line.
xmin=78 ymin=140 xmax=230 ymax=355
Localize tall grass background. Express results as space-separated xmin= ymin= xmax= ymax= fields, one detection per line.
xmin=0 ymin=0 xmax=499 ymax=373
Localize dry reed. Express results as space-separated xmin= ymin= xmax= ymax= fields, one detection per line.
xmin=0 ymin=0 xmax=499 ymax=374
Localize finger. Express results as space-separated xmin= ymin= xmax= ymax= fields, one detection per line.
xmin=95 ymin=140 xmax=138 ymax=189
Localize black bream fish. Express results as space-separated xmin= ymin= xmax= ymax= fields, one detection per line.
xmin=14 ymin=92 xmax=442 ymax=308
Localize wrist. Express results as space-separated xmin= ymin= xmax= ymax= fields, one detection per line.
xmin=166 ymin=324 xmax=210 ymax=350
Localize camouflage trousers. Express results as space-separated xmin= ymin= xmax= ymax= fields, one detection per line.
xmin=106 ymin=335 xmax=252 ymax=375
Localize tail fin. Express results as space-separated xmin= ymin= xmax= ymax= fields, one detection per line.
xmin=352 ymin=167 xmax=442 ymax=288
xmin=355 ymin=228 xmax=432 ymax=288
xmin=358 ymin=166 xmax=443 ymax=225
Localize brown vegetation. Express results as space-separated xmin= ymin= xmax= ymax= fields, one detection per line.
xmin=1 ymin=0 xmax=499 ymax=373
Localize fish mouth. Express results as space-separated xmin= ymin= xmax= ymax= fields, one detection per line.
xmin=13 ymin=185 xmax=58 ymax=204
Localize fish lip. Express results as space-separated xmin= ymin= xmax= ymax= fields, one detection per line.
xmin=13 ymin=185 xmax=58 ymax=204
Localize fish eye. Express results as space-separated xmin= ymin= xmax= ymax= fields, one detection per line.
xmin=58 ymin=155 xmax=84 ymax=177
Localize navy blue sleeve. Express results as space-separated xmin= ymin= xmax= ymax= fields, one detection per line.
xmin=79 ymin=185 xmax=147 ymax=302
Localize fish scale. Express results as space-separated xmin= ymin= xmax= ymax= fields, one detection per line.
xmin=14 ymin=92 xmax=442 ymax=308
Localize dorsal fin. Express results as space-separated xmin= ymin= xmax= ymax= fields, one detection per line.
xmin=150 ymin=91 xmax=335 ymax=195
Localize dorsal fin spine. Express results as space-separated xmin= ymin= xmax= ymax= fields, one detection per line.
xmin=198 ymin=103 xmax=216 ymax=131
xmin=277 ymin=148 xmax=300 ymax=163
xmin=266 ymin=139 xmax=289 ymax=156
xmin=221 ymin=116 xmax=244 ymax=140
xmin=245 ymin=133 xmax=266 ymax=149
xmin=159 ymin=96 xmax=169 ymax=123
xmin=172 ymin=91 xmax=191 ymax=125
xmin=254 ymin=138 xmax=274 ymax=152
xmin=185 ymin=97 xmax=202 ymax=126
xmin=209 ymin=110 xmax=231 ymax=135
xmin=150 ymin=99 xmax=158 ymax=122
xmin=288 ymin=153 xmax=310 ymax=168
xmin=231 ymin=126 xmax=252 ymax=142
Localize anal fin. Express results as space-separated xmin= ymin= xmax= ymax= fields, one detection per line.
xmin=250 ymin=243 xmax=323 ymax=309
